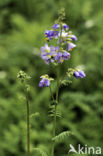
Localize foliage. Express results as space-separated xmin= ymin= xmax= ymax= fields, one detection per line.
xmin=52 ymin=131 xmax=72 ymax=143
xmin=33 ymin=148 xmax=48 ymax=156
xmin=0 ymin=0 xmax=103 ymax=156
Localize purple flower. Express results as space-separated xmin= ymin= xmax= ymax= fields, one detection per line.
xmin=79 ymin=71 xmax=86 ymax=78
xmin=40 ymin=43 xmax=72 ymax=64
xmin=55 ymin=51 xmax=70 ymax=63
xmin=71 ymin=35 xmax=77 ymax=41
xmin=45 ymin=30 xmax=54 ymax=40
xmin=67 ymin=42 xmax=76 ymax=51
xmin=41 ymin=44 xmax=57 ymax=64
xmin=39 ymin=78 xmax=50 ymax=87
xmin=73 ymin=71 xmax=80 ymax=78
xmin=73 ymin=70 xmax=86 ymax=78
xmin=49 ymin=45 xmax=57 ymax=56
xmin=49 ymin=46 xmax=58 ymax=58
xmin=52 ymin=24 xmax=60 ymax=29
xmin=45 ymin=30 xmax=59 ymax=40
xmin=63 ymin=51 xmax=70 ymax=60
xmin=53 ymin=31 xmax=59 ymax=38
xmin=55 ymin=52 xmax=63 ymax=63
xmin=41 ymin=43 xmax=51 ymax=63
xmin=63 ymin=24 xmax=69 ymax=30
xmin=41 ymin=43 xmax=50 ymax=53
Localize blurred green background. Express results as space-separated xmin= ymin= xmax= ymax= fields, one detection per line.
xmin=0 ymin=0 xmax=103 ymax=156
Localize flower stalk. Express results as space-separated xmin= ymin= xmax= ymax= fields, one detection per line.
xmin=25 ymin=89 xmax=30 ymax=156
xmin=51 ymin=103 xmax=57 ymax=156
xmin=49 ymin=86 xmax=54 ymax=101
xmin=17 ymin=70 xmax=31 ymax=156
xmin=51 ymin=66 xmax=60 ymax=156
xmin=51 ymin=23 xmax=62 ymax=156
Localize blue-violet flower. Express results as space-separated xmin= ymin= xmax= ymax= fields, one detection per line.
xmin=73 ymin=70 xmax=86 ymax=78
xmin=39 ymin=75 xmax=54 ymax=87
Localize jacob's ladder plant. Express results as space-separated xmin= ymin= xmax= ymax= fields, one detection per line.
xmin=39 ymin=8 xmax=86 ymax=156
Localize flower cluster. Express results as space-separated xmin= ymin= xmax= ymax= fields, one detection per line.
xmin=41 ymin=43 xmax=71 ymax=64
xmin=39 ymin=75 xmax=54 ymax=88
xmin=39 ymin=20 xmax=86 ymax=88
xmin=40 ymin=23 xmax=77 ymax=64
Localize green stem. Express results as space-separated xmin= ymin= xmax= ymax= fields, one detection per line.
xmin=26 ymin=90 xmax=30 ymax=156
xmin=51 ymin=67 xmax=59 ymax=156
xmin=56 ymin=68 xmax=60 ymax=102
xmin=49 ymin=86 xmax=54 ymax=101
xmin=51 ymin=23 xmax=62 ymax=156
xmin=51 ymin=104 xmax=57 ymax=156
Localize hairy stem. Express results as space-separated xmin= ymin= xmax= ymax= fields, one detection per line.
xmin=51 ymin=104 xmax=57 ymax=156
xmin=26 ymin=90 xmax=30 ymax=156
xmin=51 ymin=66 xmax=60 ymax=156
xmin=51 ymin=23 xmax=62 ymax=156
xmin=49 ymin=86 xmax=54 ymax=101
